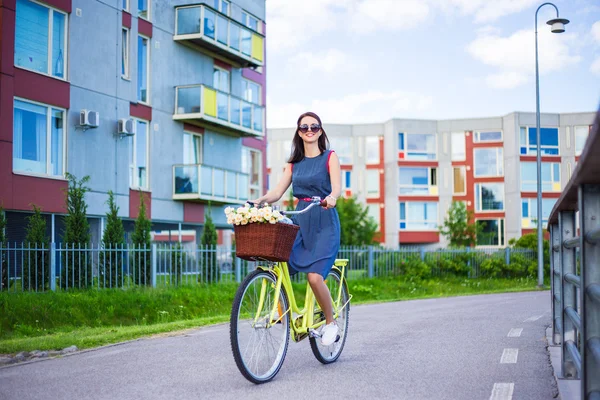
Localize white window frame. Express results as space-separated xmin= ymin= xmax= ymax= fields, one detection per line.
xmin=520 ymin=162 xmax=561 ymax=192
xmin=183 ymin=131 xmax=203 ymax=165
xmin=398 ymin=167 xmax=437 ymax=195
xmin=121 ymin=27 xmax=130 ymax=79
xmin=451 ymin=132 xmax=465 ymax=161
xmin=475 ymin=219 xmax=505 ymax=247
xmin=575 ymin=125 xmax=590 ymax=156
xmin=474 ymin=147 xmax=503 ymax=178
xmin=519 ymin=126 xmax=560 ymax=156
xmin=122 ymin=0 xmax=129 ymax=12
xmin=242 ymin=78 xmax=261 ymax=105
xmin=137 ymin=34 xmax=151 ymax=104
xmin=474 ymin=130 xmax=503 ymax=143
xmin=398 ymin=132 xmax=437 ymax=161
xmin=214 ymin=0 xmax=230 ymax=15
xmin=213 ymin=66 xmax=230 ymax=93
xmin=521 ymin=198 xmax=557 ymax=229
xmin=365 ymin=136 xmax=380 ymax=164
xmin=243 ymin=147 xmax=262 ymax=200
xmin=475 ymin=183 xmax=505 ymax=212
xmin=12 ymin=97 xmax=67 ymax=178
xmin=452 ymin=166 xmax=466 ymax=196
xmin=367 ymin=203 xmax=380 ymax=228
xmin=399 ymin=202 xmax=438 ymax=231
xmin=138 ymin=0 xmax=150 ymax=21
xmin=365 ymin=169 xmax=379 ymax=198
xmin=241 ymin=10 xmax=261 ymax=33
xmin=14 ymin=0 xmax=69 ymax=80
xmin=130 ymin=118 xmax=150 ymax=190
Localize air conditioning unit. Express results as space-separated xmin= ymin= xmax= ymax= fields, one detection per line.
xmin=80 ymin=109 xmax=99 ymax=128
xmin=118 ymin=118 xmax=136 ymax=137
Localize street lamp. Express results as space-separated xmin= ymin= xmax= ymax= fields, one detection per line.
xmin=534 ymin=3 xmax=569 ymax=287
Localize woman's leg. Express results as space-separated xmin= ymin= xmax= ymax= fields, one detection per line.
xmin=307 ymin=272 xmax=334 ymax=324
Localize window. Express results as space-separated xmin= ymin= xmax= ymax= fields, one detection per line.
xmin=129 ymin=120 xmax=149 ymax=189
xmin=121 ymin=28 xmax=130 ymax=78
xmin=13 ymin=99 xmax=65 ymax=177
xmin=137 ymin=35 xmax=149 ymax=103
xmin=398 ymin=133 xmax=436 ymax=160
xmin=520 ymin=162 xmax=561 ymax=192
xmin=520 ymin=127 xmax=559 ymax=155
xmin=213 ymin=0 xmax=230 ymax=15
xmin=399 ymin=167 xmax=437 ymax=195
xmin=453 ymin=167 xmax=466 ymax=195
xmin=367 ymin=204 xmax=380 ymax=228
xmin=122 ymin=0 xmax=128 ymax=11
xmin=575 ymin=126 xmax=590 ymax=156
xmin=15 ymin=0 xmax=67 ymax=79
xmin=474 ymin=148 xmax=503 ymax=177
xmin=365 ymin=169 xmax=379 ymax=197
xmin=365 ymin=136 xmax=380 ymax=164
xmin=213 ymin=68 xmax=230 ymax=92
xmin=399 ymin=202 xmax=438 ymax=230
xmin=183 ymin=132 xmax=202 ymax=164
xmin=476 ymin=219 xmax=505 ymax=247
xmin=241 ymin=11 xmax=260 ymax=32
xmin=242 ymin=79 xmax=260 ymax=104
xmin=282 ymin=140 xmax=292 ymax=160
xmin=451 ymin=132 xmax=465 ymax=161
xmin=475 ymin=183 xmax=504 ymax=212
xmin=521 ymin=198 xmax=557 ymax=228
xmin=138 ymin=0 xmax=149 ymax=20
xmin=474 ymin=131 xmax=503 ymax=143
xmin=242 ymin=148 xmax=262 ymax=199
xmin=343 ymin=171 xmax=351 ymax=190
xmin=329 ymin=137 xmax=352 ymax=164
xmin=213 ymin=67 xmax=230 ymax=121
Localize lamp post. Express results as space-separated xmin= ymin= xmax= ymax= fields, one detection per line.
xmin=534 ymin=3 xmax=569 ymax=287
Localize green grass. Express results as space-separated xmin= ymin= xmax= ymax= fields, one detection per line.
xmin=0 ymin=276 xmax=546 ymax=354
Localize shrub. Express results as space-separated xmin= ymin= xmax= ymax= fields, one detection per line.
xmin=23 ymin=205 xmax=50 ymax=291
xmin=100 ymin=191 xmax=125 ymax=288
xmin=131 ymin=192 xmax=152 ymax=286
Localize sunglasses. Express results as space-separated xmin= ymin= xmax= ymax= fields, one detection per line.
xmin=298 ymin=123 xmax=321 ymax=133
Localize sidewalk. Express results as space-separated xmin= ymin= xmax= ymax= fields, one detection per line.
xmin=546 ymin=327 xmax=581 ymax=400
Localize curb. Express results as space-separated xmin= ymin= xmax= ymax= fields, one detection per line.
xmin=546 ymin=327 xmax=581 ymax=400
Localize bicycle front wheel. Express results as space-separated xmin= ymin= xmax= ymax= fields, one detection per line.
xmin=230 ymin=269 xmax=290 ymax=384
xmin=310 ymin=268 xmax=350 ymax=364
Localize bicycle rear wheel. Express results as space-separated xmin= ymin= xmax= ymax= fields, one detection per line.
xmin=309 ymin=268 xmax=350 ymax=364
xmin=230 ymin=269 xmax=290 ymax=384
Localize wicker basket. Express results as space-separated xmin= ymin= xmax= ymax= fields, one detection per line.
xmin=234 ymin=222 xmax=300 ymax=262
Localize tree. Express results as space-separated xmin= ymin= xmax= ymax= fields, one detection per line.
xmin=200 ymin=205 xmax=218 ymax=283
xmin=335 ymin=196 xmax=378 ymax=246
xmin=0 ymin=206 xmax=7 ymax=291
xmin=61 ymin=173 xmax=92 ymax=289
xmin=23 ymin=205 xmax=50 ymax=291
xmin=131 ymin=191 xmax=152 ymax=286
xmin=440 ymin=201 xmax=479 ymax=247
xmin=509 ymin=232 xmax=550 ymax=275
xmin=101 ymin=191 xmax=125 ymax=288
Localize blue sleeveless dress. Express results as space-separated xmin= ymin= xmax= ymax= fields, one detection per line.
xmin=288 ymin=150 xmax=341 ymax=279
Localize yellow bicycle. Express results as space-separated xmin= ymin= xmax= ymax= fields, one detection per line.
xmin=229 ymin=199 xmax=352 ymax=384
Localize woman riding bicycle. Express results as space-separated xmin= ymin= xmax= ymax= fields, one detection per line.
xmin=252 ymin=111 xmax=341 ymax=346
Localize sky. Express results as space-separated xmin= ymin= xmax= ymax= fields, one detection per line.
xmin=264 ymin=0 xmax=600 ymax=128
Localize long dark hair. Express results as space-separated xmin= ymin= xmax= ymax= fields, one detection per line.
xmin=287 ymin=112 xmax=330 ymax=164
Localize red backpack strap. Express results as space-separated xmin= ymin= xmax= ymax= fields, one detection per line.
xmin=327 ymin=150 xmax=335 ymax=173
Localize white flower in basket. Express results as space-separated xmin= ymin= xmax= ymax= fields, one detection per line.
xmin=224 ymin=205 xmax=284 ymax=226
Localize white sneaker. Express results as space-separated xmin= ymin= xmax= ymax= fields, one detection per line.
xmin=320 ymin=322 xmax=339 ymax=346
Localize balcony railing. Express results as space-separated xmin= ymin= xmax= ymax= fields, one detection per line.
xmin=174 ymin=84 xmax=264 ymax=137
xmin=174 ymin=4 xmax=264 ymax=68
xmin=173 ymin=164 xmax=249 ymax=204
xmin=548 ymin=108 xmax=600 ymax=399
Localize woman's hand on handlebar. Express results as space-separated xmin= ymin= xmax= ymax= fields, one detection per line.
xmin=323 ymin=195 xmax=336 ymax=209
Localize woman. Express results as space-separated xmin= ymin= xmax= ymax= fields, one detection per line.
xmin=252 ymin=111 xmax=341 ymax=346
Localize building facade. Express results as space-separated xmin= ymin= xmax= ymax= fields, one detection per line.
xmin=268 ymin=111 xmax=595 ymax=249
xmin=0 ymin=0 xmax=267 ymax=245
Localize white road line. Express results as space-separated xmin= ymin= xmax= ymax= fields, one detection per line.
xmin=523 ymin=315 xmax=543 ymax=322
xmin=490 ymin=383 xmax=514 ymax=400
xmin=507 ymin=328 xmax=523 ymax=337
xmin=501 ymin=348 xmax=519 ymax=364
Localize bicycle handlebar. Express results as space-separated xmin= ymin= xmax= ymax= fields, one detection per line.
xmin=245 ymin=196 xmax=328 ymax=216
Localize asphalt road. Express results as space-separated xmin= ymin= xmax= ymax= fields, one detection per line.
xmin=0 ymin=291 xmax=557 ymax=400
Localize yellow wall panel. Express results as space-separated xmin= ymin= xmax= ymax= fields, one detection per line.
xmin=251 ymin=34 xmax=263 ymax=62
xmin=204 ymin=87 xmax=217 ymax=117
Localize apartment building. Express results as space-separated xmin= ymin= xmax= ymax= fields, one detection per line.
xmin=0 ymin=0 xmax=267 ymax=245
xmin=268 ymin=111 xmax=595 ymax=249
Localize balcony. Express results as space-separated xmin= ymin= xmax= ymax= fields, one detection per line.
xmin=174 ymin=4 xmax=264 ymax=69
xmin=174 ymin=84 xmax=264 ymax=137
xmin=173 ymin=164 xmax=249 ymax=204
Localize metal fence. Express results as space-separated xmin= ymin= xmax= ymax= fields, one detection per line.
xmin=0 ymin=242 xmax=536 ymax=292
xmin=548 ymin=109 xmax=600 ymax=399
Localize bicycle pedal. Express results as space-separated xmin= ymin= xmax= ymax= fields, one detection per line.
xmin=308 ymin=329 xmax=322 ymax=338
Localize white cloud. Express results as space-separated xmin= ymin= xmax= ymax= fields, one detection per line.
xmin=591 ymin=57 xmax=600 ymax=76
xmin=467 ymin=27 xmax=581 ymax=89
xmin=287 ymin=49 xmax=366 ymax=76
xmin=267 ymin=90 xmax=434 ymax=127
xmin=592 ymin=21 xmax=600 ymax=44
xmin=430 ymin=0 xmax=538 ymax=23
xmin=349 ymin=0 xmax=430 ymax=34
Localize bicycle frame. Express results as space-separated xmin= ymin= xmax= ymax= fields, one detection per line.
xmin=253 ymin=259 xmax=351 ymax=339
